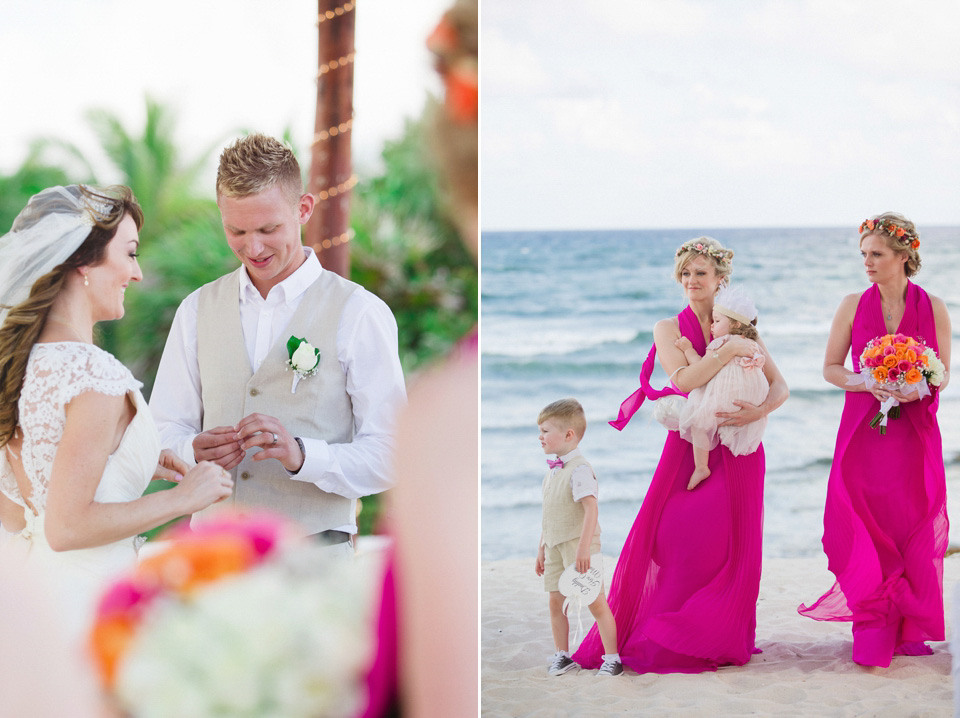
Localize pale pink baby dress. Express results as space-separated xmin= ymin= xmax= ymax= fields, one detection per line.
xmin=678 ymin=334 xmax=768 ymax=457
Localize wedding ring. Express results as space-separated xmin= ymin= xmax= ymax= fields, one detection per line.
xmin=271 ymin=432 xmax=279 ymax=445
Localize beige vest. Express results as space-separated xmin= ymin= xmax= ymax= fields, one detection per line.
xmin=195 ymin=267 xmax=358 ymax=534
xmin=541 ymin=455 xmax=600 ymax=548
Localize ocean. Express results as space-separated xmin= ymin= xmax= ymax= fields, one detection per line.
xmin=480 ymin=228 xmax=960 ymax=561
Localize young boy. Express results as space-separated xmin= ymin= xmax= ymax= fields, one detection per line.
xmin=534 ymin=398 xmax=621 ymax=676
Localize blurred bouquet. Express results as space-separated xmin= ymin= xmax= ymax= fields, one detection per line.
xmin=849 ymin=333 xmax=945 ymax=434
xmin=90 ymin=514 xmax=375 ymax=718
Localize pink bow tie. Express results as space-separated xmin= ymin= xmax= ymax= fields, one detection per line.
xmin=547 ymin=458 xmax=564 ymax=469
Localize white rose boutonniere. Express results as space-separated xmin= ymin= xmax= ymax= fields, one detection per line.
xmin=286 ymin=336 xmax=321 ymax=393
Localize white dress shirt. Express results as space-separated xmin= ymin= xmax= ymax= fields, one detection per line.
xmin=550 ymin=448 xmax=598 ymax=502
xmin=150 ymin=248 xmax=407 ymax=533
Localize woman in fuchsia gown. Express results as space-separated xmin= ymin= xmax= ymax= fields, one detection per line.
xmin=799 ymin=214 xmax=951 ymax=667
xmin=575 ymin=237 xmax=788 ymax=673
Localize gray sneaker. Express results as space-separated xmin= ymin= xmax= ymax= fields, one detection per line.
xmin=548 ymin=654 xmax=577 ymax=675
xmin=597 ymin=658 xmax=623 ymax=676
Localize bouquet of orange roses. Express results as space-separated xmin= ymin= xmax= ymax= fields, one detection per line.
xmin=848 ymin=333 xmax=945 ymax=434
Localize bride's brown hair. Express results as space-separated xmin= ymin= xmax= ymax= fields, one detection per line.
xmin=0 ymin=186 xmax=143 ymax=449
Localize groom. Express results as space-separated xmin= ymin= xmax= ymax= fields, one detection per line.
xmin=150 ymin=133 xmax=406 ymax=546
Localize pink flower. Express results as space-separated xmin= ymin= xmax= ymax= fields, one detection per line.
xmin=887 ymin=367 xmax=900 ymax=381
xmin=97 ymin=579 xmax=157 ymax=617
xmin=897 ymin=360 xmax=912 ymax=372
xmin=883 ymin=345 xmax=897 ymax=356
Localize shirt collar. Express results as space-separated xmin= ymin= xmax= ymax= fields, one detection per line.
xmin=237 ymin=247 xmax=323 ymax=306
xmin=559 ymin=448 xmax=582 ymax=464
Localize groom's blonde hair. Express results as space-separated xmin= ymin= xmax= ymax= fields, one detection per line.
xmin=538 ymin=398 xmax=587 ymax=440
xmin=216 ymin=133 xmax=303 ymax=204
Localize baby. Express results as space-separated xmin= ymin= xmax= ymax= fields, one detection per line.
xmin=675 ymin=286 xmax=769 ymax=490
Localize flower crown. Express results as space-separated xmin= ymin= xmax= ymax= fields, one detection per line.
xmin=675 ymin=239 xmax=733 ymax=266
xmin=860 ymin=218 xmax=919 ymax=250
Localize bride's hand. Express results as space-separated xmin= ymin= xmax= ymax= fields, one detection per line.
xmin=175 ymin=461 xmax=234 ymax=513
xmin=153 ymin=449 xmax=189 ymax=483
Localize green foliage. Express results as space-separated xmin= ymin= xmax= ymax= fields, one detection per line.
xmin=0 ymin=146 xmax=72 ymax=233
xmin=350 ymin=113 xmax=478 ymax=371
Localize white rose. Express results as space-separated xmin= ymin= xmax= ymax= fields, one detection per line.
xmin=291 ymin=342 xmax=320 ymax=372
xmin=923 ymin=349 xmax=945 ymax=386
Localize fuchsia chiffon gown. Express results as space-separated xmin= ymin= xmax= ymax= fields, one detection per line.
xmin=799 ymin=282 xmax=947 ymax=666
xmin=574 ymin=307 xmax=765 ymax=673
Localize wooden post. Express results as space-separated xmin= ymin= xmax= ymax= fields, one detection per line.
xmin=306 ymin=0 xmax=356 ymax=278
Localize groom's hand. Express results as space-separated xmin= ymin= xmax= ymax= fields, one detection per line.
xmin=235 ymin=413 xmax=305 ymax=473
xmin=193 ymin=426 xmax=246 ymax=470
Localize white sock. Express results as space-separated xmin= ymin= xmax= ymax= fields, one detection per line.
xmin=555 ymin=649 xmax=570 ymax=658
xmin=601 ymin=653 xmax=620 ymax=663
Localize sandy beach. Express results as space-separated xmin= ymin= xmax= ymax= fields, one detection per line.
xmin=482 ymin=555 xmax=959 ymax=717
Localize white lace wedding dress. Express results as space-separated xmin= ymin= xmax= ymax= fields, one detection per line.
xmin=0 ymin=342 xmax=159 ymax=637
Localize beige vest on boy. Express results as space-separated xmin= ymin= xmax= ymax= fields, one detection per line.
xmin=195 ymin=267 xmax=357 ymax=534
xmin=541 ymin=456 xmax=600 ymax=548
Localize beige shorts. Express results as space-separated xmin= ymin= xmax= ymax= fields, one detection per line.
xmin=543 ymin=536 xmax=601 ymax=593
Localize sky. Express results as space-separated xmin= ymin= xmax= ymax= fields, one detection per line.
xmin=482 ymin=0 xmax=960 ymax=230
xmin=0 ymin=0 xmax=450 ymax=192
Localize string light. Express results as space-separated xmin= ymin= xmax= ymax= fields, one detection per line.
xmin=312 ymin=119 xmax=354 ymax=144
xmin=319 ymin=229 xmax=355 ymax=250
xmin=313 ymin=175 xmax=359 ymax=202
xmin=317 ymin=52 xmax=356 ymax=77
xmin=316 ymin=1 xmax=355 ymax=24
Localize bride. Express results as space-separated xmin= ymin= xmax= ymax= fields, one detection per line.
xmin=0 ymin=185 xmax=232 ymax=634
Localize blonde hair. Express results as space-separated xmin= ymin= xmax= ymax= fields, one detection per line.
xmin=538 ymin=398 xmax=587 ymax=440
xmin=0 ymin=186 xmax=143 ymax=449
xmin=216 ymin=133 xmax=303 ymax=204
xmin=859 ymin=212 xmax=921 ymax=277
xmin=673 ymin=237 xmax=734 ymax=286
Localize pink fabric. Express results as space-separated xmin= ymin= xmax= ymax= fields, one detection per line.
xmin=798 ymin=282 xmax=948 ymax=667
xmin=609 ymin=309 xmax=695 ymax=430
xmin=574 ymin=308 xmax=765 ymax=673
xmin=357 ymin=550 xmax=398 ymax=718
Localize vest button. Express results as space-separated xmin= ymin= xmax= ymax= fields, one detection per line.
xmin=249 ymin=388 xmax=259 ymax=397
xmin=241 ymin=471 xmax=251 ymax=480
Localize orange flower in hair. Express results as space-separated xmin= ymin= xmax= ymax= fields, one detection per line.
xmin=445 ymin=61 xmax=478 ymax=123
xmin=911 ymin=239 xmax=920 ymax=249
xmin=427 ymin=17 xmax=458 ymax=55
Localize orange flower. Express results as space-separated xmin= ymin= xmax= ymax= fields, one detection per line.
xmin=911 ymin=239 xmax=920 ymax=249
xmin=426 ymin=17 xmax=458 ymax=55
xmin=880 ymin=335 xmax=893 ymax=347
xmin=893 ymin=342 xmax=907 ymax=352
xmin=895 ymin=349 xmax=906 ymax=361
xmin=445 ymin=62 xmax=478 ymax=123
xmin=873 ymin=366 xmax=889 ymax=382
xmin=137 ymin=536 xmax=255 ymax=593
xmin=866 ymin=219 xmax=875 ymax=230
xmin=904 ymin=368 xmax=924 ymax=384
xmin=882 ymin=354 xmax=898 ymax=368
xmin=919 ymin=353 xmax=929 ymax=366
xmin=905 ymin=349 xmax=918 ymax=363
xmin=91 ymin=614 xmax=137 ymax=688
xmin=895 ymin=227 xmax=905 ymax=238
